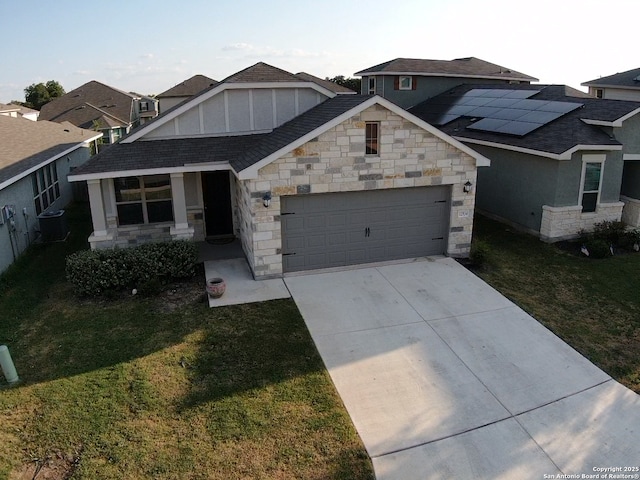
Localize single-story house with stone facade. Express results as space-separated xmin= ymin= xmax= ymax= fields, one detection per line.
xmin=68 ymin=62 xmax=489 ymax=278
xmin=409 ymin=84 xmax=640 ymax=241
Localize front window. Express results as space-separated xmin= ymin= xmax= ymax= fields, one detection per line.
xmin=368 ymin=77 xmax=376 ymax=95
xmin=365 ymin=122 xmax=379 ymax=155
xmin=114 ymin=175 xmax=173 ymax=226
xmin=594 ymin=88 xmax=603 ymax=99
xmin=399 ymin=76 xmax=413 ymax=90
xmin=580 ymin=156 xmax=604 ymax=213
xmin=32 ymin=162 xmax=60 ymax=215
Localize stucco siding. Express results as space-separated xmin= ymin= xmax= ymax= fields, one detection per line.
xmin=474 ymin=145 xmax=559 ymax=232
xmin=602 ymin=88 xmax=640 ymax=102
xmin=244 ymin=104 xmax=477 ymax=277
xmin=622 ymin=161 xmax=640 ymax=199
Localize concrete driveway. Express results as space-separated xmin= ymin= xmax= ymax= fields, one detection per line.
xmin=285 ymin=257 xmax=640 ymax=479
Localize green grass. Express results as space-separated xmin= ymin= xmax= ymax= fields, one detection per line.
xmin=0 ymin=204 xmax=373 ymax=480
xmin=471 ymin=214 xmax=640 ymax=393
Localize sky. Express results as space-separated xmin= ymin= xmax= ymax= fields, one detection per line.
xmin=1 ymin=0 xmax=638 ymax=103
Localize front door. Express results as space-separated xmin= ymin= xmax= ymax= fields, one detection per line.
xmin=201 ymin=171 xmax=234 ymax=238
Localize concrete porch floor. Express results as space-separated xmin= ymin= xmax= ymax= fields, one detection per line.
xmin=200 ymin=239 xmax=290 ymax=307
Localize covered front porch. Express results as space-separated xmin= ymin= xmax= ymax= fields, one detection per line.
xmin=82 ymin=169 xmax=239 ymax=250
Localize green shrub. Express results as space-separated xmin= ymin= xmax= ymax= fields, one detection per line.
xmin=470 ymin=238 xmax=490 ymax=267
xmin=66 ymin=241 xmax=198 ymax=296
xmin=584 ymin=238 xmax=611 ymax=259
xmin=592 ymin=220 xmax=627 ymax=246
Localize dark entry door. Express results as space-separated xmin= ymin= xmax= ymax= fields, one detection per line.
xmin=201 ymin=171 xmax=234 ymax=237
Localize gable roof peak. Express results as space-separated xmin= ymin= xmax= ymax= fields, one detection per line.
xmin=221 ymin=62 xmax=302 ymax=84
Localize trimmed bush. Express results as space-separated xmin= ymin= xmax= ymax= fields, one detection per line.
xmin=591 ymin=220 xmax=627 ymax=246
xmin=584 ymin=238 xmax=611 ymax=259
xmin=66 ymin=241 xmax=199 ymax=296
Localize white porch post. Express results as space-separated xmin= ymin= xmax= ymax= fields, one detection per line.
xmin=87 ymin=179 xmax=114 ymax=248
xmin=87 ymin=179 xmax=107 ymax=236
xmin=170 ymin=172 xmax=195 ymax=240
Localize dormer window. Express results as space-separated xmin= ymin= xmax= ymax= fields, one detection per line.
xmin=399 ymin=76 xmax=413 ymax=90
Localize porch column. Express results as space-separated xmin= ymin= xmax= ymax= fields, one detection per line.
xmin=170 ymin=172 xmax=195 ymax=240
xmin=87 ymin=179 xmax=107 ymax=236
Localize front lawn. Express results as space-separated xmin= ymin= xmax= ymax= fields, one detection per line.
xmin=0 ymin=205 xmax=373 ymax=479
xmin=471 ymin=214 xmax=640 ymax=393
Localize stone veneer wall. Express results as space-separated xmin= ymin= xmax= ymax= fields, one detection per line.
xmin=243 ymin=104 xmax=478 ymax=278
xmin=91 ymin=215 xmax=173 ymax=249
xmin=621 ymin=196 xmax=640 ymax=227
xmin=540 ymin=202 xmax=625 ymax=242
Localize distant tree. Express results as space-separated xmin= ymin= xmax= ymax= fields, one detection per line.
xmin=326 ymin=75 xmax=361 ymax=93
xmin=24 ymin=80 xmax=65 ymax=110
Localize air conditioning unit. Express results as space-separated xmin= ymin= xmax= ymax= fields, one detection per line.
xmin=38 ymin=210 xmax=69 ymax=242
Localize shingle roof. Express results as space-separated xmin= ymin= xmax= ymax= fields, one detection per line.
xmin=294 ymin=72 xmax=357 ymax=93
xmin=39 ymin=80 xmax=136 ymax=128
xmin=156 ymin=74 xmax=218 ymax=98
xmin=409 ymin=84 xmax=638 ymax=155
xmin=355 ymin=57 xmax=538 ymax=82
xmin=71 ymin=95 xmax=372 ymax=177
xmin=0 ymin=115 xmax=98 ymax=186
xmin=582 ymin=68 xmax=640 ymax=89
xmin=221 ymin=62 xmax=302 ymax=83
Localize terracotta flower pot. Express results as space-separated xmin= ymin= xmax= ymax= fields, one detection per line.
xmin=206 ymin=277 xmax=226 ymax=298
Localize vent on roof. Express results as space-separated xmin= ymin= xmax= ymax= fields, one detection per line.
xmin=75 ymin=106 xmax=86 ymax=110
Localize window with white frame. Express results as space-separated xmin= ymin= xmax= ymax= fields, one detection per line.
xmin=32 ymin=162 xmax=60 ymax=215
xmin=114 ymin=175 xmax=173 ymax=226
xmin=139 ymin=101 xmax=149 ymax=112
xmin=365 ymin=122 xmax=379 ymax=155
xmin=594 ymin=88 xmax=604 ymax=99
xmin=368 ymin=77 xmax=376 ymax=95
xmin=398 ymin=76 xmax=413 ymax=90
xmin=580 ymin=154 xmax=605 ymax=213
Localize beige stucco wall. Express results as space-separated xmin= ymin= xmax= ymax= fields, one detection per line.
xmin=241 ymin=104 xmax=478 ymax=278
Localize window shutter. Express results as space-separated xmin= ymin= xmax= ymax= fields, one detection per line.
xmin=412 ymin=76 xmax=417 ymax=90
xmin=394 ymin=76 xmax=399 ymax=90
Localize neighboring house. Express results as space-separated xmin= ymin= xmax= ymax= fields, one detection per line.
xmin=409 ymin=84 xmax=640 ymax=241
xmin=293 ymin=72 xmax=357 ymax=94
xmin=39 ymin=81 xmax=158 ymax=146
xmin=582 ymin=68 xmax=640 ymax=101
xmin=355 ymin=57 xmax=538 ymax=109
xmin=156 ymin=75 xmax=218 ymax=113
xmin=0 ymin=115 xmax=101 ymax=274
xmin=0 ymin=103 xmax=39 ymax=121
xmin=68 ymin=62 xmax=489 ymax=279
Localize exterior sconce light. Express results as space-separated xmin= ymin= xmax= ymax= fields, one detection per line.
xmin=263 ymin=192 xmax=272 ymax=208
xmin=463 ymin=181 xmax=473 ymax=193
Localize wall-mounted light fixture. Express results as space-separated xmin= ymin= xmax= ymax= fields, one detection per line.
xmin=463 ymin=181 xmax=473 ymax=193
xmin=262 ymin=192 xmax=272 ymax=208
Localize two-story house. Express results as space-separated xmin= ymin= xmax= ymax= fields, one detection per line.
xmin=39 ymin=81 xmax=158 ymax=147
xmin=355 ymin=57 xmax=537 ymax=109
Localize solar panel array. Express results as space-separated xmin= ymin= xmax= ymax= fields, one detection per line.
xmin=431 ymin=89 xmax=582 ymax=137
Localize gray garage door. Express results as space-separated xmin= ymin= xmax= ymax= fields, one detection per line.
xmin=281 ymin=186 xmax=450 ymax=273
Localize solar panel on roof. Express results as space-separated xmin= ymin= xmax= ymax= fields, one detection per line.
xmin=422 ymin=88 xmax=583 ymax=136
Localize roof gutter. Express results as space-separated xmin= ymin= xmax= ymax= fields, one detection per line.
xmin=354 ymin=71 xmax=539 ymax=83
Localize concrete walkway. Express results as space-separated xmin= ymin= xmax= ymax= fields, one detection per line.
xmin=285 ymin=257 xmax=640 ymax=479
